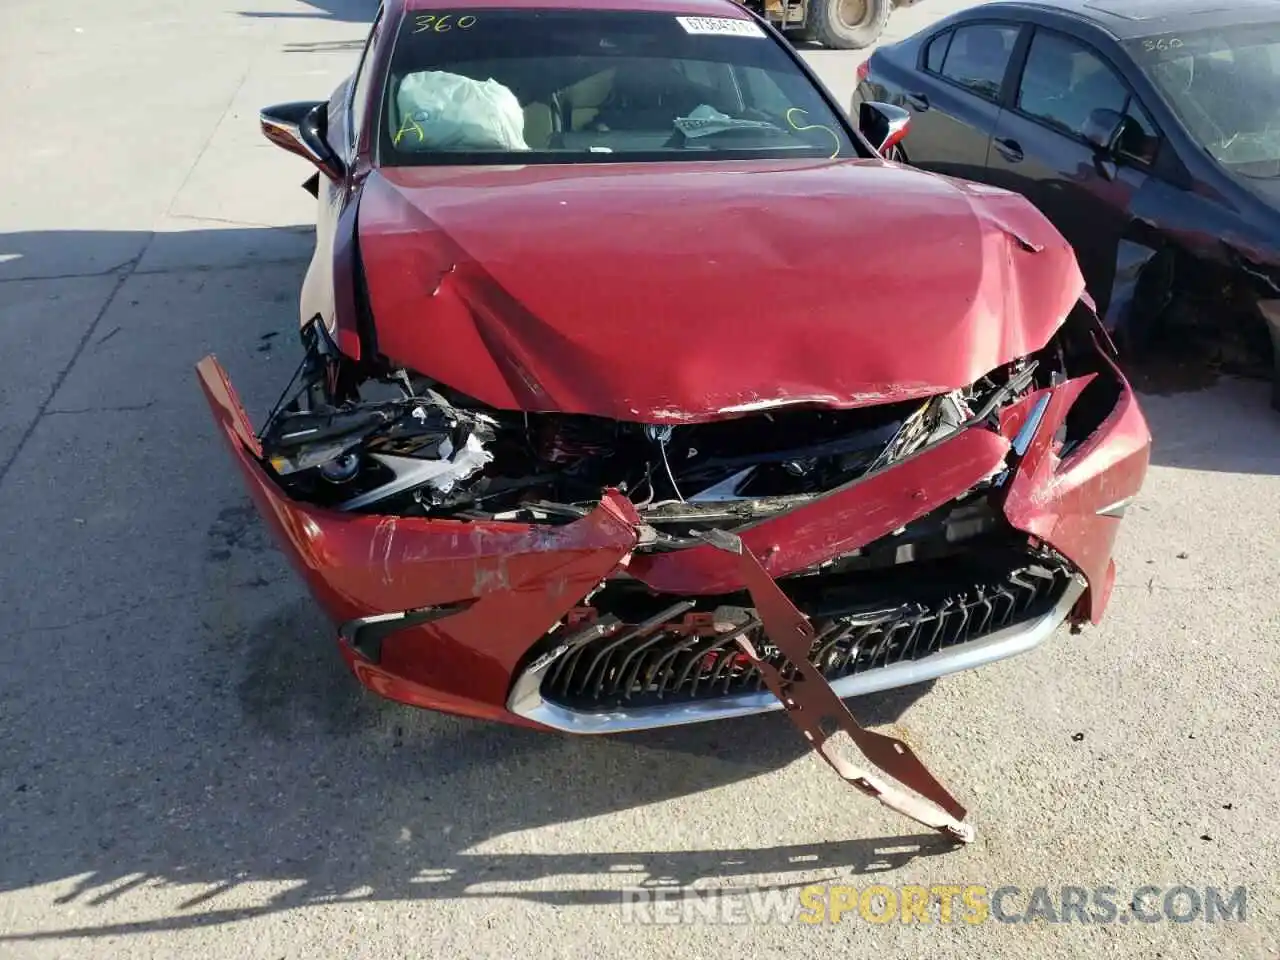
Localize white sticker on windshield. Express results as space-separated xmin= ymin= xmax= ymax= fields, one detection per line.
xmin=676 ymin=16 xmax=765 ymax=37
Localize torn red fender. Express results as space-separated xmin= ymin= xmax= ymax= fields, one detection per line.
xmin=697 ymin=528 xmax=975 ymax=843
xmin=998 ymin=352 xmax=1151 ymax=623
xmin=198 ymin=356 xmax=648 ymax=722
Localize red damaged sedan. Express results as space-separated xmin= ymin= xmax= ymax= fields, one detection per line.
xmin=198 ymin=0 xmax=1150 ymax=839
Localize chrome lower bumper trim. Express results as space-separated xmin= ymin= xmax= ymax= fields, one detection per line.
xmin=507 ymin=579 xmax=1086 ymax=734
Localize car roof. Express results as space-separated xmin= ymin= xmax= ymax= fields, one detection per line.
xmin=963 ymin=0 xmax=1280 ymax=39
xmin=400 ymin=0 xmax=754 ymax=18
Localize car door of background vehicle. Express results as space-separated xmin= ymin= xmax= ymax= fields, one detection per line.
xmin=902 ymin=22 xmax=1024 ymax=180
xmin=982 ymin=26 xmax=1162 ymax=312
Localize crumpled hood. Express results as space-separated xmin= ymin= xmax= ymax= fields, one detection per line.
xmin=357 ymin=159 xmax=1085 ymax=423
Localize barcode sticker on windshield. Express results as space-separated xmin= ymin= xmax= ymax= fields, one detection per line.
xmin=676 ymin=16 xmax=765 ymax=37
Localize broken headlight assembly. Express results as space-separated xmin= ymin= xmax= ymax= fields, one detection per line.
xmin=259 ymin=321 xmax=499 ymax=513
xmin=1029 ymin=299 xmax=1128 ymax=460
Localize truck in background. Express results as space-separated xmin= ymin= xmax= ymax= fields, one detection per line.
xmin=740 ymin=0 xmax=922 ymax=49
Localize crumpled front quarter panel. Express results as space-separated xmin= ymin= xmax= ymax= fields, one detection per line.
xmin=1000 ymin=365 xmax=1151 ymax=623
xmin=198 ymin=356 xmax=641 ymax=722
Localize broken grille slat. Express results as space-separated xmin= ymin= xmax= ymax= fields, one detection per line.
xmin=837 ymin=623 xmax=881 ymax=675
xmin=704 ymin=619 xmax=763 ymax=694
xmin=678 ymin=643 xmax=713 ymax=699
xmin=951 ymin=603 xmax=973 ymax=647
xmin=971 ymin=590 xmax=994 ymax=637
xmin=580 ymin=601 xmax=695 ymax=699
xmin=633 ymin=645 xmax=669 ymax=699
xmin=541 ymin=564 xmax=1071 ymax=711
xmin=647 ymin=633 xmax=707 ymax=699
xmin=900 ymin=609 xmax=933 ymax=663
xmin=615 ymin=628 xmax=682 ymax=701
xmin=879 ymin=617 xmax=914 ymax=669
xmin=550 ymin=639 xmax=593 ymax=693
xmin=991 ymin=590 xmax=1015 ymax=625
xmin=919 ymin=606 xmax=947 ymax=659
xmin=814 ymin=623 xmax=856 ymax=676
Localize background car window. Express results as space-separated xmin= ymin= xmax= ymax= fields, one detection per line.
xmin=1133 ymin=24 xmax=1280 ymax=172
xmin=349 ymin=7 xmax=385 ymax=149
xmin=924 ymin=31 xmax=951 ymax=73
xmin=1017 ymin=31 xmax=1128 ymax=137
xmin=938 ymin=24 xmax=1019 ymax=101
xmin=1116 ymin=97 xmax=1160 ymax=165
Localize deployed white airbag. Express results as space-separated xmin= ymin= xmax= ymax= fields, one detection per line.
xmin=394 ymin=70 xmax=529 ymax=152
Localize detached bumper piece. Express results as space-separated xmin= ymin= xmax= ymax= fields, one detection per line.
xmin=702 ymin=529 xmax=974 ymax=843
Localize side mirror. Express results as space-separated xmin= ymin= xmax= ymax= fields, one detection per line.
xmin=260 ymin=101 xmax=345 ymax=183
xmin=858 ymin=100 xmax=911 ymax=157
xmin=1082 ymin=107 xmax=1126 ymax=155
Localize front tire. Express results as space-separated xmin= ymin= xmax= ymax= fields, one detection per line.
xmin=809 ymin=0 xmax=891 ymax=50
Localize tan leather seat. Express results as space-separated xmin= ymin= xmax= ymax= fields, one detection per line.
xmin=559 ymin=68 xmax=616 ymax=131
xmin=522 ymin=102 xmax=554 ymax=149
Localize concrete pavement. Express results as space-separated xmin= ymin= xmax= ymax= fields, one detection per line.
xmin=1 ymin=1 xmax=1277 ymax=958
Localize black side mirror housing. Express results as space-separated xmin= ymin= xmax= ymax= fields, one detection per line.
xmin=858 ymin=100 xmax=911 ymax=156
xmin=1082 ymin=108 xmax=1126 ymax=156
xmin=260 ymin=101 xmax=345 ymax=183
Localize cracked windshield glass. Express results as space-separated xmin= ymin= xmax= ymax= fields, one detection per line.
xmin=1131 ymin=22 xmax=1280 ymax=176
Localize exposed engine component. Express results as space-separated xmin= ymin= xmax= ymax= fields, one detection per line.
xmin=258 ymin=330 xmax=1043 ymax=532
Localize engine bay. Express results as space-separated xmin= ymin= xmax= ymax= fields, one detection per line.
xmin=257 ymin=322 xmax=1049 ymax=542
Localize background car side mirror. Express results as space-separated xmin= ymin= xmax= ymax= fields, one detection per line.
xmin=260 ymin=101 xmax=345 ymax=183
xmin=1082 ymin=108 xmax=1126 ymax=156
xmin=858 ymin=101 xmax=911 ymax=157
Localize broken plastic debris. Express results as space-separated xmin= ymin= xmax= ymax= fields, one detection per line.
xmin=695 ymin=528 xmax=975 ymax=843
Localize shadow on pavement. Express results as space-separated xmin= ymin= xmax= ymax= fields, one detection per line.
xmin=1138 ymin=376 xmax=1280 ymax=474
xmin=8 ymin=585 xmax=949 ymax=938
xmin=0 ymin=225 xmax=953 ymax=943
xmin=283 ymin=38 xmax=369 ymax=53
xmin=239 ymin=0 xmax=378 ymax=20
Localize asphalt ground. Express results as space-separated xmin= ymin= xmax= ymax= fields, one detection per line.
xmin=1 ymin=1 xmax=1277 ymax=957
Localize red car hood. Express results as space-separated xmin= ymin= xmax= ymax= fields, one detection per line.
xmin=357 ymin=159 xmax=1085 ymax=423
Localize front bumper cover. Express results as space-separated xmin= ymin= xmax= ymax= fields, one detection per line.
xmin=198 ymin=354 xmax=1148 ymax=723
xmin=197 ymin=352 xmax=1149 ymax=836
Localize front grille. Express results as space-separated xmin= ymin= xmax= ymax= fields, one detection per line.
xmin=539 ymin=554 xmax=1073 ymax=712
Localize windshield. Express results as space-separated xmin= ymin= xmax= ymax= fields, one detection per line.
xmin=376 ymin=8 xmax=857 ymax=166
xmin=1128 ymin=23 xmax=1280 ymax=176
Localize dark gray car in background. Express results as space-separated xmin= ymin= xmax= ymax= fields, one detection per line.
xmin=855 ymin=0 xmax=1280 ymax=406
